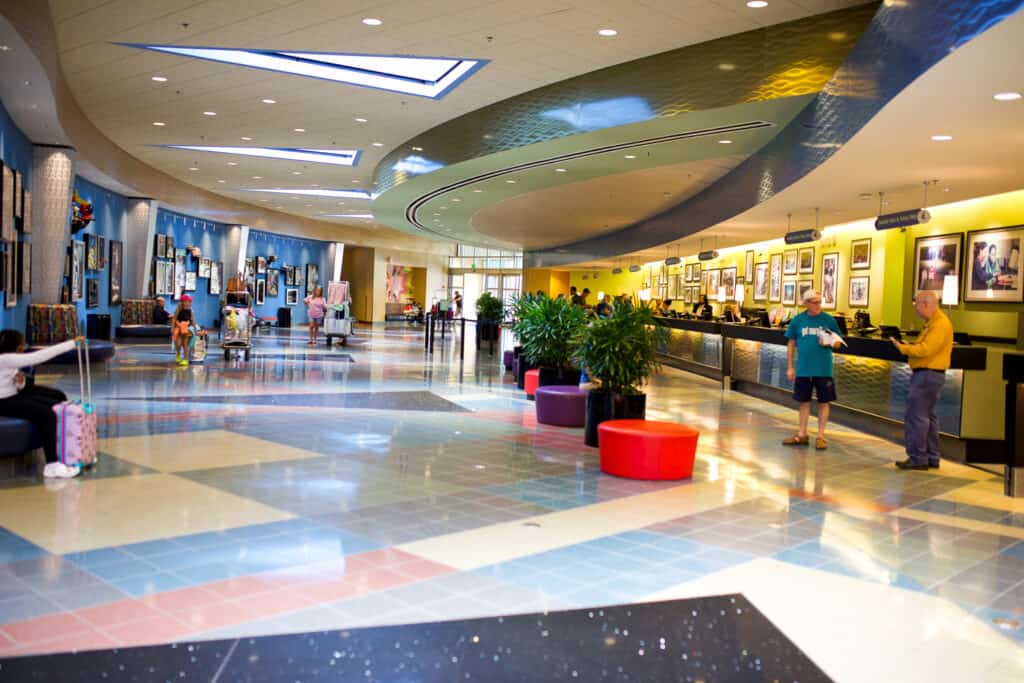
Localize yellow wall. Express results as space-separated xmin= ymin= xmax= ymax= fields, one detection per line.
xmin=525 ymin=268 xmax=573 ymax=298
xmin=410 ymin=267 xmax=427 ymax=306
xmin=342 ymin=246 xmax=375 ymax=322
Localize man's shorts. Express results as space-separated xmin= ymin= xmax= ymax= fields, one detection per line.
xmin=793 ymin=376 xmax=836 ymax=403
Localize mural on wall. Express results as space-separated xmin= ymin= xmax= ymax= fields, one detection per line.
xmin=386 ymin=264 xmax=411 ymax=303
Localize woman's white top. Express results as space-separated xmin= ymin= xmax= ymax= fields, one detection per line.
xmin=0 ymin=340 xmax=77 ymax=399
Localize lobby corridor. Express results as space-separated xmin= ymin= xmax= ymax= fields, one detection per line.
xmin=0 ymin=325 xmax=1021 ymax=681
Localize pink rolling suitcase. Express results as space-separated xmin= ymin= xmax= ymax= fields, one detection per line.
xmin=53 ymin=339 xmax=97 ymax=468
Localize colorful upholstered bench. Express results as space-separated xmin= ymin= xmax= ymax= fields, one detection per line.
xmin=524 ymin=369 xmax=540 ymax=400
xmin=535 ymin=385 xmax=586 ymax=427
xmin=598 ymin=419 xmax=699 ymax=480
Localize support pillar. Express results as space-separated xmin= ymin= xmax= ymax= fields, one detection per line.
xmin=29 ymin=145 xmax=75 ymax=304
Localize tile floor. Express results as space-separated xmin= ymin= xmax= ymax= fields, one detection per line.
xmin=0 ymin=323 xmax=1022 ymax=681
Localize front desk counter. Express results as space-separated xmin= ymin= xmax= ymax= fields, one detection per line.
xmin=654 ymin=317 xmax=994 ymax=461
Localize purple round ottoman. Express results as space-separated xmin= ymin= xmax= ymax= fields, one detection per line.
xmin=503 ymin=350 xmax=514 ymax=371
xmin=535 ymin=385 xmax=586 ymax=427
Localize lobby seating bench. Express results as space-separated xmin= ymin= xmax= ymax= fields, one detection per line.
xmin=598 ymin=419 xmax=699 ymax=480
xmin=535 ymin=385 xmax=586 ymax=427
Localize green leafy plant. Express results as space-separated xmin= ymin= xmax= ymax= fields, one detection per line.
xmin=475 ymin=291 xmax=504 ymax=321
xmin=573 ymin=302 xmax=668 ymax=395
xmin=512 ymin=294 xmax=586 ymax=369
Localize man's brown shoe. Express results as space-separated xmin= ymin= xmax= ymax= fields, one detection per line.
xmin=815 ymin=437 xmax=828 ymax=450
xmin=782 ymin=435 xmax=810 ymax=446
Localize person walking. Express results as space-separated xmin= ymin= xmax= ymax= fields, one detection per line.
xmin=782 ymin=289 xmax=844 ymax=450
xmin=891 ymin=290 xmax=953 ymax=470
xmin=304 ymin=286 xmax=326 ymax=346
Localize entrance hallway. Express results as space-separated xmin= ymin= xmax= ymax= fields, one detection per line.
xmin=0 ymin=325 xmax=1022 ymax=681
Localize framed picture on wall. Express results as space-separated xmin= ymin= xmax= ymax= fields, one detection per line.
xmin=255 ymin=278 xmax=266 ymax=305
xmin=798 ymin=247 xmax=815 ymax=274
xmin=98 ymin=236 xmax=106 ymax=270
xmin=821 ymin=252 xmax=840 ymax=310
xmin=1 ymin=164 xmax=14 ymax=242
xmin=72 ymin=240 xmax=85 ymax=300
xmin=798 ymin=279 xmax=815 ymax=303
xmin=914 ymin=232 xmax=963 ymax=298
xmin=306 ymin=263 xmax=319 ymax=293
xmin=707 ymin=269 xmax=720 ymax=299
xmin=964 ymin=226 xmax=1022 ymax=302
xmin=174 ymin=248 xmax=186 ymax=299
xmin=257 ymin=256 xmax=267 ymax=274
xmin=684 ymin=264 xmax=691 ymax=282
xmin=699 ymin=270 xmax=708 ymax=296
xmin=209 ymin=261 xmax=222 ymax=295
xmin=769 ymin=253 xmax=783 ymax=302
xmin=17 ymin=242 xmax=30 ymax=295
xmin=4 ymin=243 xmax=14 ymax=308
xmin=782 ymin=281 xmax=796 ymax=306
xmin=285 ymin=266 xmax=295 ymax=286
xmin=745 ymin=250 xmax=754 ymax=281
xmin=753 ymin=263 xmax=768 ymax=301
xmin=295 ymin=264 xmax=305 ymax=287
xmin=267 ymin=268 xmax=279 ymax=297
xmin=286 ymin=289 xmax=298 ymax=306
xmin=13 ymin=170 xmax=22 ymax=219
xmin=199 ymin=258 xmax=211 ymax=278
xmin=85 ymin=233 xmax=98 ymax=270
xmin=849 ymin=275 xmax=870 ymax=307
xmin=721 ymin=267 xmax=737 ymax=301
xmin=109 ymin=240 xmax=122 ymax=305
xmin=185 ymin=271 xmax=197 ymax=291
xmin=165 ymin=235 xmax=175 ymax=259
xmin=19 ymin=190 xmax=31 ymax=234
xmin=156 ymin=234 xmax=166 ymax=259
xmin=850 ymin=238 xmax=872 ymax=270
xmin=692 ymin=263 xmax=700 ymax=282
xmin=86 ymin=278 xmax=99 ymax=308
xmin=783 ymin=250 xmax=798 ymax=276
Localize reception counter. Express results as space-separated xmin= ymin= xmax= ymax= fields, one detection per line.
xmin=654 ymin=317 xmax=994 ymax=458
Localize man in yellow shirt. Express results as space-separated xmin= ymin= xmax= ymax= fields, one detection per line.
xmin=891 ymin=290 xmax=953 ymax=470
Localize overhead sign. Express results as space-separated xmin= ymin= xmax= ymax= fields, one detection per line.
xmin=875 ymin=208 xmax=930 ymax=230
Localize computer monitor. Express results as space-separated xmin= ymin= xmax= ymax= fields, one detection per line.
xmin=854 ymin=311 xmax=873 ymax=329
xmin=953 ymin=332 xmax=971 ymax=346
xmin=757 ymin=310 xmax=771 ymax=327
xmin=835 ymin=316 xmax=848 ymax=337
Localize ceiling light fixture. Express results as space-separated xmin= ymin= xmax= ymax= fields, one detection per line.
xmin=261 ymin=98 xmax=276 ymax=104
xmin=555 ymin=168 xmax=567 ymax=172
xmin=930 ymin=134 xmax=953 ymax=141
xmin=718 ymin=139 xmax=733 ymax=144
xmin=994 ymin=91 xmax=1022 ymax=101
xmin=292 ymin=171 xmax=303 ymax=175
xmin=152 ymin=121 xmax=166 ymax=126
xmin=227 ymin=162 xmax=238 ymax=166
xmin=151 ymin=76 xmax=168 ymax=82
xmin=188 ymin=167 xmax=199 ymax=171
xmin=598 ymin=29 xmax=618 ymax=37
xmin=411 ymin=146 xmax=423 ymax=151
xmin=294 ymin=128 xmax=306 ymax=132
xmin=217 ymin=179 xmax=225 ymax=183
xmin=240 ymin=136 xmax=253 ymax=141
xmin=505 ymin=179 xmax=517 ymax=184
xmin=243 ymin=188 xmax=375 ymax=199
xmin=163 ymin=145 xmax=359 ymax=166
xmin=624 ymin=154 xmax=636 ymax=159
xmin=324 ymin=213 xmax=374 ymax=219
xmin=472 ymin=189 xmax=482 ymax=193
xmin=372 ymin=142 xmax=384 ymax=147
xmin=362 ymin=18 xmax=383 ymax=26
xmin=746 ymin=1 xmax=768 ymax=7
xmin=203 ymin=111 xmax=217 ymax=116
xmin=717 ymin=63 xmax=735 ymax=71
xmin=252 ymin=176 xmax=262 ymax=179
xmin=354 ymin=117 xmax=368 ymax=122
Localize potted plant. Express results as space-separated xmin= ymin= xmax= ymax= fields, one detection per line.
xmin=574 ymin=301 xmax=668 ymax=446
xmin=510 ymin=293 xmax=537 ymax=389
xmin=475 ymin=291 xmax=503 ymax=342
xmin=513 ymin=294 xmax=586 ymax=387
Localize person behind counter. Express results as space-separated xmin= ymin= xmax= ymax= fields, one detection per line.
xmin=722 ymin=302 xmax=743 ymax=323
xmin=691 ymin=295 xmax=712 ymax=320
xmin=595 ymin=295 xmax=612 ymax=319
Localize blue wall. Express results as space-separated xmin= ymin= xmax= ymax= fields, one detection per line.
xmin=246 ymin=229 xmax=332 ymax=325
xmin=157 ymin=208 xmax=232 ymax=329
xmin=0 ymin=99 xmax=34 ymax=334
xmin=70 ymin=176 xmax=129 ymax=331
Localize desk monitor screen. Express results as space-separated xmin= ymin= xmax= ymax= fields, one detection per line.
xmin=953 ymin=332 xmax=971 ymax=346
xmin=855 ymin=311 xmax=872 ymax=329
xmin=835 ymin=316 xmax=849 ymax=337
xmin=757 ymin=310 xmax=771 ymax=327
xmin=880 ymin=325 xmax=902 ymax=341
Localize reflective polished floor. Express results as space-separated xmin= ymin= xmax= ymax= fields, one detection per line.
xmin=0 ymin=323 xmax=1022 ymax=681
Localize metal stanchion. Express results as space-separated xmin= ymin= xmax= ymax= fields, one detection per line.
xmin=441 ymin=313 xmax=446 ymax=340
xmin=460 ymin=318 xmax=466 ymax=361
xmin=429 ymin=313 xmax=436 ymax=354
xmin=424 ymin=312 xmax=431 ymax=351
xmin=488 ymin=327 xmax=495 ymax=356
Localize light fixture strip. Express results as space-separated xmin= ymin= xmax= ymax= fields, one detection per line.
xmin=242 ymin=188 xmax=375 ymax=200
xmin=163 ymin=145 xmax=360 ymax=167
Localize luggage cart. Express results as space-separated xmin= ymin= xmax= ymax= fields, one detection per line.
xmin=324 ymin=281 xmax=353 ymax=346
xmin=221 ymin=290 xmax=254 ymax=360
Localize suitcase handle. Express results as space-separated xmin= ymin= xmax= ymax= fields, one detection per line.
xmin=75 ymin=338 xmax=92 ymax=404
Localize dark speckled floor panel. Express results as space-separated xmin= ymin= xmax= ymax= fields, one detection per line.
xmin=108 ymin=390 xmax=470 ymax=412
xmin=0 ymin=594 xmax=832 ymax=682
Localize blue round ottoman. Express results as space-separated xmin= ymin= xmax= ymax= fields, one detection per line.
xmin=535 ymin=385 xmax=586 ymax=427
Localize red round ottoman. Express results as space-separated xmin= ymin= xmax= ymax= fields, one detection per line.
xmin=535 ymin=385 xmax=586 ymax=427
xmin=598 ymin=419 xmax=699 ymax=480
xmin=524 ymin=369 xmax=540 ymax=400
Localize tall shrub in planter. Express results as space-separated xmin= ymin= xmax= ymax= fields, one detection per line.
xmin=475 ymin=291 xmax=504 ymax=342
xmin=513 ymin=294 xmax=586 ymax=386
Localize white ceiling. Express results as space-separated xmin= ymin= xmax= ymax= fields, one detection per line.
xmin=43 ymin=0 xmax=866 ymax=231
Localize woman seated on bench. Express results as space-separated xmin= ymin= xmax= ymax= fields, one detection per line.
xmin=0 ymin=330 xmax=84 ymax=477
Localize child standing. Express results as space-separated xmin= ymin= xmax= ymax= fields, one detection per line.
xmin=304 ymin=286 xmax=326 ymax=346
xmin=173 ymin=308 xmax=193 ymax=366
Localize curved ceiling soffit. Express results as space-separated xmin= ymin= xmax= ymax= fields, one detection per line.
xmin=0 ymin=1 xmax=450 ymax=255
xmin=525 ymin=0 xmax=1024 ymax=268
xmin=371 ymin=4 xmax=880 ymax=203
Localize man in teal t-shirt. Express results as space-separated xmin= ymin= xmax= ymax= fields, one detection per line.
xmin=783 ymin=289 xmax=843 ymax=450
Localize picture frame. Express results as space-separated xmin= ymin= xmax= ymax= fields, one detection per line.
xmin=821 ymin=252 xmax=840 ymax=310
xmin=721 ymin=267 xmax=737 ymax=301
xmin=267 ymin=268 xmax=279 ymax=297
xmin=964 ymin=226 xmax=1022 ymax=303
xmin=86 ymin=278 xmax=99 ymax=309
xmin=13 ymin=170 xmax=22 ymax=220
xmin=257 ymin=256 xmax=267 ymax=274
xmin=782 ymin=281 xmax=796 ymax=306
xmin=209 ymin=261 xmax=223 ymax=295
xmin=185 ymin=271 xmax=197 ymax=291
xmin=174 ymin=248 xmax=186 ymax=299
xmin=98 ymin=235 xmax=106 ymax=270
xmin=850 ymin=238 xmax=872 ymax=270
xmin=684 ymin=264 xmax=692 ymax=282
xmin=914 ymin=232 xmax=963 ymax=299
xmin=17 ymin=241 xmax=30 ymax=296
xmin=286 ymin=289 xmax=298 ymax=306
xmin=692 ymin=263 xmax=700 ymax=282
xmin=1 ymin=164 xmax=13 ymax=242
xmin=295 ymin=264 xmax=305 ymax=287
xmin=85 ymin=233 xmax=98 ymax=271
xmin=306 ymin=263 xmax=319 ymax=293
xmin=156 ymin=234 xmax=166 ymax=259
xmin=284 ymin=266 xmax=295 ymax=286
xmin=849 ymin=275 xmax=870 ymax=307
xmin=19 ymin=190 xmax=31 ymax=235
xmin=165 ymin=235 xmax=175 ymax=259
xmin=769 ymin=253 xmax=783 ymax=302
xmin=4 ymin=243 xmax=14 ymax=308
xmin=109 ymin=240 xmax=122 ymax=305
xmin=745 ymin=250 xmax=754 ymax=280
xmin=707 ymin=269 xmax=720 ymax=300
xmin=72 ymin=240 xmax=85 ymax=300
xmin=783 ymin=250 xmax=798 ymax=276
xmin=199 ymin=257 xmax=211 ymax=278
xmin=798 ymin=247 xmax=815 ymax=274
xmin=753 ymin=263 xmax=769 ymax=301
xmin=255 ymin=278 xmax=266 ymax=304
xmin=798 ymin=279 xmax=815 ymax=304
xmin=700 ymin=270 xmax=708 ymax=297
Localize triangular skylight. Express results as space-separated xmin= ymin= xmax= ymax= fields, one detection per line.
xmin=121 ymin=44 xmax=485 ymax=99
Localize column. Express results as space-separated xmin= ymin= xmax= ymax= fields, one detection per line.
xmin=29 ymin=145 xmax=75 ymax=304
xmin=127 ymin=199 xmax=156 ymax=298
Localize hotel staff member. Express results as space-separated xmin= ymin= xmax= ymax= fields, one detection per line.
xmin=891 ymin=290 xmax=953 ymax=470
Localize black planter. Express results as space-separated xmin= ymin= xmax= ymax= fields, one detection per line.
xmin=476 ymin=319 xmax=501 ymax=342
xmin=584 ymin=390 xmax=647 ymax=447
xmin=517 ymin=359 xmax=536 ymax=390
xmin=537 ymin=367 xmax=582 ymax=387
xmin=513 ymin=345 xmax=523 ymax=358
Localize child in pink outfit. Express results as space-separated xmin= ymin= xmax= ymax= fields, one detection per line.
xmin=304 ymin=286 xmax=326 ymax=345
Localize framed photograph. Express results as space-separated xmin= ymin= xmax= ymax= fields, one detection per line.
xmin=1 ymin=164 xmax=14 ymax=242
xmin=798 ymin=279 xmax=815 ymax=304
xmin=286 ymin=289 xmax=298 ymax=306
xmin=769 ymin=253 xmax=783 ymax=302
xmin=782 ymin=281 xmax=796 ymax=306
xmin=692 ymin=263 xmax=700 ymax=282
xmin=174 ymin=248 xmax=186 ymax=299
xmin=707 ymin=269 xmax=720 ymax=300
xmin=109 ymin=240 xmax=122 ymax=305
xmin=821 ymin=252 xmax=840 ymax=310
xmin=267 ymin=268 xmax=279 ymax=297
xmin=849 ymin=275 xmax=870 ymax=307
xmin=17 ymin=242 xmax=30 ymax=295
xmin=156 ymin=234 xmax=166 ymax=259
xmin=798 ymin=247 xmax=815 ymax=274
xmin=19 ymin=190 xmax=31 ymax=234
xmin=86 ymin=278 xmax=99 ymax=308
xmin=209 ymin=261 xmax=223 ymax=295
xmin=914 ymin=233 xmax=963 ymax=298
xmin=783 ymin=250 xmax=798 ymax=276
xmin=284 ymin=266 xmax=295 ymax=286
xmin=165 ymin=235 xmax=175 ymax=259
xmin=185 ymin=271 xmax=197 ymax=291
xmin=721 ymin=267 xmax=737 ymax=301
xmin=85 ymin=233 xmax=98 ymax=270
xmin=699 ymin=270 xmax=708 ymax=297
xmin=4 ymin=243 xmax=14 ymax=308
xmin=98 ymin=235 xmax=106 ymax=269
xmin=243 ymin=257 xmax=254 ymax=280
xmin=306 ymin=263 xmax=319 ymax=293
xmin=753 ymin=263 xmax=769 ymax=301
xmin=850 ymin=238 xmax=872 ymax=270
xmin=72 ymin=240 xmax=85 ymax=300
xmin=13 ymin=170 xmax=22 ymax=219
xmin=257 ymin=256 xmax=267 ymax=274
xmin=198 ymin=257 xmax=211 ymax=278
xmin=965 ymin=227 xmax=1021 ymax=302
xmin=295 ymin=264 xmax=305 ymax=287
xmin=745 ymin=250 xmax=754 ymax=280
xmin=255 ymin=278 xmax=266 ymax=304
xmin=684 ymin=264 xmax=692 ymax=282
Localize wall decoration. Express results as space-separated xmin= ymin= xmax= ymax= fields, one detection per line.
xmin=798 ymin=247 xmax=815 ymax=274
xmin=684 ymin=264 xmax=691 ymax=282
xmin=295 ymin=264 xmax=305 ymax=287
xmin=386 ymin=264 xmax=411 ymax=303
xmin=284 ymin=266 xmax=295 ymax=286
xmin=13 ymin=170 xmax=22 ymax=219
xmin=243 ymin=257 xmax=254 ymax=280
xmin=850 ymin=238 xmax=871 ymax=270
xmin=306 ymin=263 xmax=319 ymax=293
xmin=707 ymin=269 xmax=720 ymax=300
xmin=769 ymin=253 xmax=783 ymax=302
xmin=744 ymin=251 xmax=754 ymax=280
xmin=165 ymin=235 xmax=175 ymax=259
xmin=782 ymin=281 xmax=796 ymax=306
xmin=257 ymin=256 xmax=267 ymax=274
xmin=699 ymin=270 xmax=708 ymax=297
xmin=2 ymin=164 xmax=15 ymax=242
xmin=86 ymin=278 xmax=99 ymax=308
xmin=98 ymin=236 xmax=106 ymax=269
xmin=965 ymin=226 xmax=1021 ymax=303
xmin=783 ymin=250 xmax=798 ymax=276
xmin=17 ymin=242 xmax=30 ymax=296
xmin=174 ymin=248 xmax=186 ymax=299
xmin=267 ymin=268 xmax=279 ymax=297
xmin=70 ymin=189 xmax=93 ymax=234
xmin=692 ymin=263 xmax=700 ymax=282
xmin=199 ymin=258 xmax=211 ymax=278
xmin=72 ymin=240 xmax=85 ymax=300
xmin=849 ymin=275 xmax=870 ymax=307
xmin=185 ymin=271 xmax=197 ymax=291
xmin=4 ymin=243 xmax=14 ymax=308
xmin=722 ymin=267 xmax=737 ymax=301
xmin=667 ymin=273 xmax=678 ymax=300
xmin=156 ymin=234 xmax=166 ymax=259
xmin=821 ymin=252 xmax=840 ymax=310
xmin=255 ymin=278 xmax=266 ymax=304
xmin=209 ymin=261 xmax=223 ymax=295
xmin=798 ymin=280 xmax=815 ymax=304
xmin=109 ymin=240 xmax=122 ymax=305
xmin=914 ymin=232 xmax=962 ymax=298
xmin=85 ymin=233 xmax=98 ymax=270
xmin=753 ymin=263 xmax=768 ymax=301
xmin=19 ymin=190 xmax=31 ymax=234
xmin=286 ymin=289 xmax=298 ymax=306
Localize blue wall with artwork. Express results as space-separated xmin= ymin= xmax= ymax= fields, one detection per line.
xmin=69 ymin=176 xmax=129 ymax=332
xmin=155 ymin=208 xmax=232 ymax=329
xmin=0 ymin=98 xmax=34 ymax=335
xmin=246 ymin=229 xmax=332 ymax=325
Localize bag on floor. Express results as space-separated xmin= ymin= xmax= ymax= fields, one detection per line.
xmin=190 ymin=333 xmax=207 ymax=363
xmin=53 ymin=339 xmax=98 ymax=468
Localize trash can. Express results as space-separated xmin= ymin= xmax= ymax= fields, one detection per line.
xmin=277 ymin=307 xmax=291 ymax=328
xmin=87 ymin=313 xmax=112 ymax=340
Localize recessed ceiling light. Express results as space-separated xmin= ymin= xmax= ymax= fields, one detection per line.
xmin=717 ymin=63 xmax=736 ymax=71
xmin=746 ymin=1 xmax=768 ymax=7
xmin=217 ymin=179 xmax=225 ymax=183
xmin=411 ymin=146 xmax=423 ymax=151
xmin=828 ymin=32 xmax=847 ymax=42
xmin=261 ymin=98 xmax=276 ymax=104
xmin=152 ymin=121 xmax=166 ymax=126
xmin=203 ymin=111 xmax=217 ymax=116
xmin=151 ymin=75 xmax=168 ymax=82
xmin=352 ymin=179 xmax=360 ymax=183
xmin=598 ymin=29 xmax=618 ymax=37
xmin=294 ymin=128 xmax=306 ymax=132
xmin=0 ymin=46 xmax=10 ymax=52
xmin=164 ymin=145 xmax=357 ymax=166
xmin=859 ymin=192 xmax=873 ymax=200
xmin=324 ymin=213 xmax=373 ymax=218
xmin=943 ymin=187 xmax=951 ymax=192
xmin=227 ymin=162 xmax=238 ymax=166
xmin=994 ymin=91 xmax=1022 ymax=101
xmin=555 ymin=168 xmax=567 ymax=172
xmin=188 ymin=167 xmax=199 ymax=171
xmin=718 ymin=139 xmax=733 ymax=144
xmin=292 ymin=171 xmax=303 ymax=175
xmin=362 ymin=18 xmax=383 ymax=26
xmin=252 ymin=176 xmax=262 ymax=179
xmin=311 ymin=184 xmax=319 ymax=187
xmin=930 ymin=134 xmax=953 ymax=141
xmin=372 ymin=142 xmax=384 ymax=147
xmin=505 ymin=179 xmax=517 ymax=184
xmin=240 ymin=136 xmax=253 ymax=141
xmin=624 ymin=154 xmax=636 ymax=159
xmin=472 ymin=189 xmax=482 ymax=193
